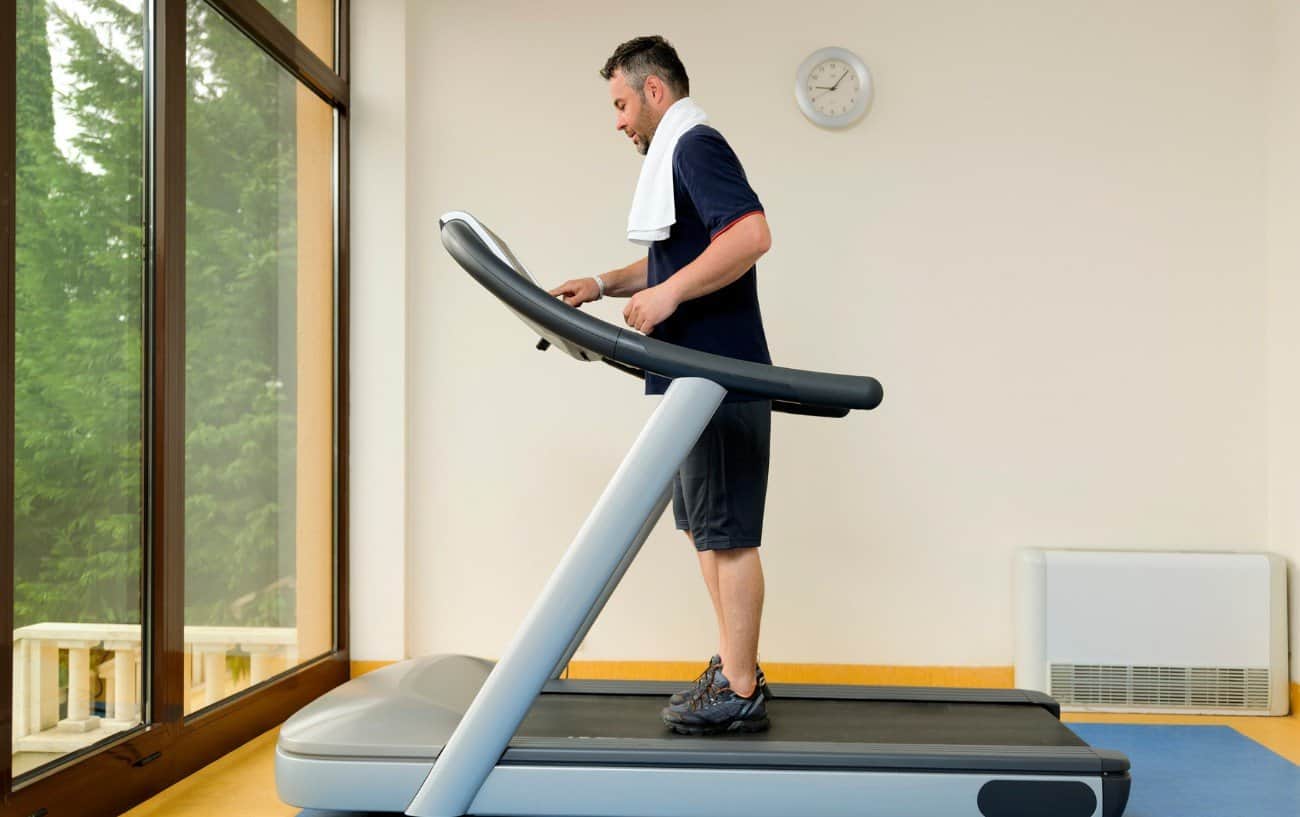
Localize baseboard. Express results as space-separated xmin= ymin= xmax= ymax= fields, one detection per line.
xmin=350 ymin=660 xmax=394 ymax=677
xmin=351 ymin=659 xmax=1013 ymax=688
xmin=563 ymin=661 xmax=1016 ymax=688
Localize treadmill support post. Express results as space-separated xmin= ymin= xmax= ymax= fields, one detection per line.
xmin=549 ymin=483 xmax=671 ymax=680
xmin=406 ymin=377 xmax=727 ymax=817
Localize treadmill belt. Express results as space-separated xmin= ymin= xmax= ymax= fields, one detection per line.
xmin=517 ymin=693 xmax=1087 ymax=748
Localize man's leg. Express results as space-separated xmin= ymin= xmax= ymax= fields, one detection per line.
xmin=716 ymin=547 xmax=764 ymax=697
xmin=662 ymin=401 xmax=771 ymax=733
xmin=693 ymin=539 xmax=729 ymax=660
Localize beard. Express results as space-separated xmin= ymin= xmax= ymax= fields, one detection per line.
xmin=633 ymin=108 xmax=658 ymax=155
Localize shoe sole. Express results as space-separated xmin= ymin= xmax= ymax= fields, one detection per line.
xmin=665 ymin=716 xmax=771 ymax=736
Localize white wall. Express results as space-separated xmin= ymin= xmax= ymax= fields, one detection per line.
xmin=1266 ymin=0 xmax=1300 ymax=683
xmin=353 ymin=0 xmax=1284 ymax=667
xmin=347 ymin=0 xmax=409 ymax=661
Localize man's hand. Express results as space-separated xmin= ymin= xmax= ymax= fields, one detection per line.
xmin=548 ymin=277 xmax=601 ymax=307
xmin=623 ymin=283 xmax=680 ymax=334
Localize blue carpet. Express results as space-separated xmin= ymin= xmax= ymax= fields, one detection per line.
xmin=1071 ymin=724 xmax=1300 ymax=817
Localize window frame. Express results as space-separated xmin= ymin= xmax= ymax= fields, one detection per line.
xmin=0 ymin=2 xmax=351 ymax=814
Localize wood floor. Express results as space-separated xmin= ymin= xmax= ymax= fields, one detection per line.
xmin=121 ymin=727 xmax=296 ymax=817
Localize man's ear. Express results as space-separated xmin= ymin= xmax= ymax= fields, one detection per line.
xmin=644 ymin=74 xmax=664 ymax=104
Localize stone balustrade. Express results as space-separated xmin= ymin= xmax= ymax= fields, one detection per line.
xmin=11 ymin=622 xmax=298 ymax=757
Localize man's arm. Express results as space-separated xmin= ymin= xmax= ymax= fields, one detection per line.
xmin=549 ymin=256 xmax=648 ymax=306
xmin=600 ymin=256 xmax=649 ymax=297
xmin=622 ymin=213 xmax=770 ymax=334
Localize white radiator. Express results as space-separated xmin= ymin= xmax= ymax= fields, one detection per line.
xmin=1014 ymin=548 xmax=1289 ymax=715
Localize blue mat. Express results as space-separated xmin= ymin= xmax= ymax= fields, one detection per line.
xmin=1071 ymin=724 xmax=1300 ymax=817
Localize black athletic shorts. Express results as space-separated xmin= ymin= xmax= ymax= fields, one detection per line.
xmin=672 ymin=399 xmax=771 ymax=551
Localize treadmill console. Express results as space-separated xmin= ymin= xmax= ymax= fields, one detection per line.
xmin=441 ymin=211 xmax=598 ymax=364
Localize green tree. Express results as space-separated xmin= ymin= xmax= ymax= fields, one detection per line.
xmin=14 ymin=0 xmax=144 ymax=627
xmin=184 ymin=0 xmax=300 ymax=628
xmin=14 ymin=0 xmax=305 ymax=631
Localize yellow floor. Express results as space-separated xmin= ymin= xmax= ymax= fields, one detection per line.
xmin=121 ymin=727 xmax=296 ymax=817
xmin=120 ymin=668 xmax=1300 ymax=817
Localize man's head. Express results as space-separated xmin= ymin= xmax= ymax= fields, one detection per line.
xmin=601 ymin=36 xmax=690 ymax=155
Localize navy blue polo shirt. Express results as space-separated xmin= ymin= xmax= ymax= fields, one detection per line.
xmin=645 ymin=125 xmax=771 ymax=401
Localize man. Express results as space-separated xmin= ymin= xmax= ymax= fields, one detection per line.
xmin=549 ymin=36 xmax=774 ymax=735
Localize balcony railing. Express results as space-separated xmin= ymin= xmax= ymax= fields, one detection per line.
xmin=11 ymin=622 xmax=297 ymax=764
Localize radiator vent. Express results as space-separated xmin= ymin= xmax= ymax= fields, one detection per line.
xmin=1050 ymin=663 xmax=1271 ymax=710
xmin=1017 ymin=549 xmax=1289 ymax=715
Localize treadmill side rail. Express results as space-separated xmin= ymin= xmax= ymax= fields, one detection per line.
xmin=499 ymin=740 xmax=1125 ymax=775
xmin=406 ymin=377 xmax=728 ymax=817
xmin=468 ymin=765 xmax=1115 ymax=817
xmin=544 ymin=678 xmax=1063 ymax=716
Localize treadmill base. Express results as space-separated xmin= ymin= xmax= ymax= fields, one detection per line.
xmin=277 ymin=748 xmax=1129 ymax=817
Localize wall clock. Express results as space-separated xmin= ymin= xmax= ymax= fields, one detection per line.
xmin=795 ymin=46 xmax=873 ymax=128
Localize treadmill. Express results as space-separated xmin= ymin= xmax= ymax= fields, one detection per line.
xmin=275 ymin=211 xmax=1132 ymax=817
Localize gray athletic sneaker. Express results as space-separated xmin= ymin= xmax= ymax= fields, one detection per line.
xmin=669 ymin=655 xmax=772 ymax=710
xmin=661 ymin=668 xmax=770 ymax=735
xmin=669 ymin=654 xmax=722 ymax=708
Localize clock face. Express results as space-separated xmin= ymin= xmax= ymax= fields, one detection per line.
xmin=806 ymin=59 xmax=862 ymax=118
xmin=795 ymin=47 xmax=873 ymax=128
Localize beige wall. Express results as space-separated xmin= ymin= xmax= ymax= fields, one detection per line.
xmin=1266 ymin=0 xmax=1300 ymax=682
xmin=353 ymin=0 xmax=1284 ymax=666
xmin=349 ymin=0 xmax=410 ymax=660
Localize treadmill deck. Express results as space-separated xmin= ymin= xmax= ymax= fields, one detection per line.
xmin=277 ymin=657 xmax=1123 ymax=774
xmin=521 ymin=692 xmax=1085 ymax=747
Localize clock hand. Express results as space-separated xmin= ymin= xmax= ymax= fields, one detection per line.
xmin=830 ymin=69 xmax=850 ymax=91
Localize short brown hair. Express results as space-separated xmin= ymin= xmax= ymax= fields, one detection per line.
xmin=600 ymin=36 xmax=690 ymax=98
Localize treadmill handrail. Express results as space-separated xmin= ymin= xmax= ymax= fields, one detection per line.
xmin=440 ymin=213 xmax=883 ymax=412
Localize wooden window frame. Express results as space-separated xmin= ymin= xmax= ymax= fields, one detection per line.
xmin=0 ymin=2 xmax=351 ymax=815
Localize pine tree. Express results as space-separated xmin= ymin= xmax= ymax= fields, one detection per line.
xmin=14 ymin=0 xmax=307 ymax=630
xmin=184 ymin=0 xmax=299 ymax=628
xmin=14 ymin=0 xmax=145 ymax=627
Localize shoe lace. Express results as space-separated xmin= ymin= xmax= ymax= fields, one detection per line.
xmin=688 ymin=661 xmax=719 ymax=692
xmin=689 ymin=677 xmax=728 ymax=710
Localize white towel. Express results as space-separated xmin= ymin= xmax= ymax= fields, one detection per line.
xmin=627 ymin=97 xmax=709 ymax=245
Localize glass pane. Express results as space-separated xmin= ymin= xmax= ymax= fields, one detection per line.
xmin=184 ymin=0 xmax=335 ymax=716
xmin=259 ymin=0 xmax=334 ymax=67
xmin=13 ymin=0 xmax=146 ymax=777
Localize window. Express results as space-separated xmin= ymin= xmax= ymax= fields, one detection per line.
xmin=2 ymin=2 xmax=349 ymax=813
xmin=12 ymin=0 xmax=146 ymax=778
xmin=184 ymin=0 xmax=335 ymax=714
xmin=260 ymin=0 xmax=334 ymax=65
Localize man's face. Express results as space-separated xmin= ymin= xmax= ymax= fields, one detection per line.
xmin=609 ymin=70 xmax=660 ymax=156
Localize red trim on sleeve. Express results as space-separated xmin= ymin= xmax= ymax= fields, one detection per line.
xmin=710 ymin=209 xmax=764 ymax=241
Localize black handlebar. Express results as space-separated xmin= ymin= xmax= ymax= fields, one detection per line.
xmin=440 ymin=214 xmax=883 ymax=413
